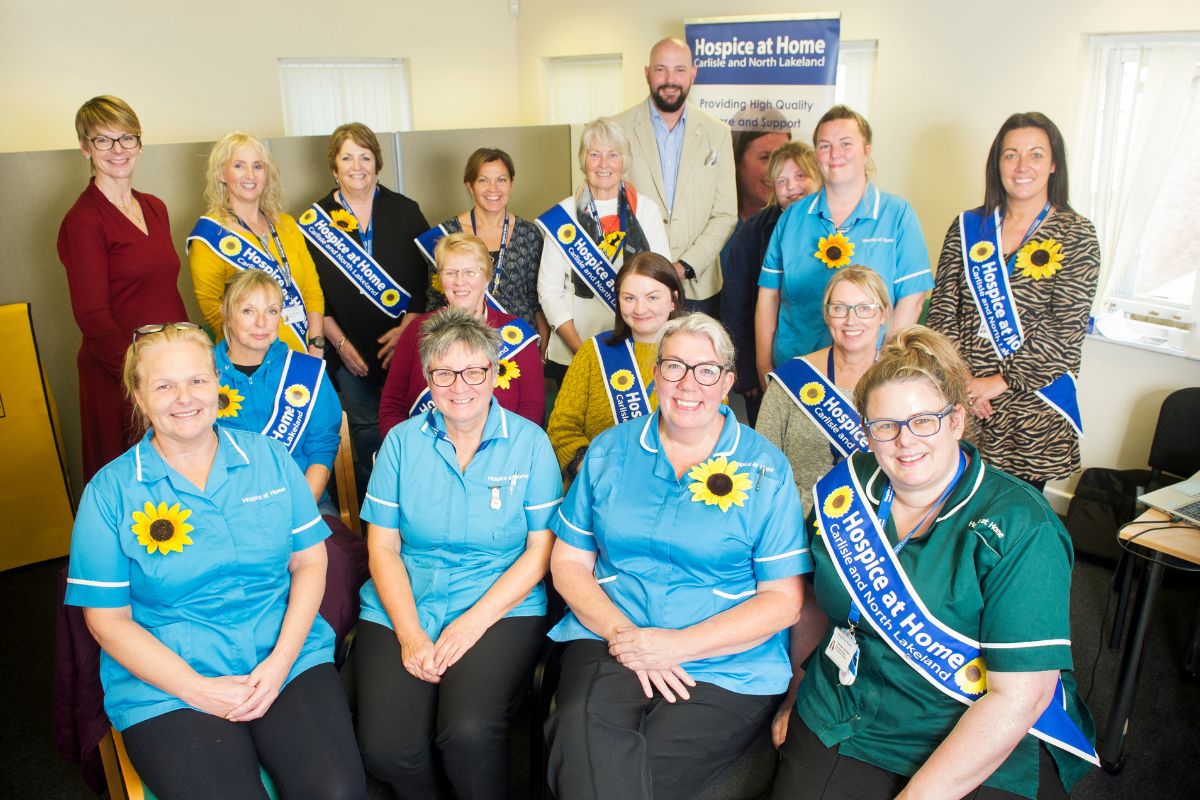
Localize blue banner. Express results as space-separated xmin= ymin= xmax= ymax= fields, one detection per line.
xmin=535 ymin=204 xmax=619 ymax=312
xmin=593 ymin=334 xmax=652 ymax=425
xmin=769 ymin=357 xmax=868 ymax=458
xmin=960 ymin=209 xmax=1025 ymax=359
xmin=1036 ymin=373 xmax=1084 ymax=436
xmin=298 ymin=204 xmax=410 ymax=318
xmin=262 ymin=349 xmax=325 ymax=453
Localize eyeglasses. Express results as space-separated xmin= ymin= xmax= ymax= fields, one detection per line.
xmin=439 ymin=268 xmax=484 ymax=281
xmin=656 ymin=358 xmax=726 ymax=386
xmin=826 ymin=302 xmax=882 ymax=319
xmin=864 ymin=404 xmax=956 ymax=442
xmin=427 ymin=365 xmax=491 ymax=387
xmin=132 ymin=322 xmax=201 ymax=343
xmin=88 ymin=134 xmax=141 ymax=151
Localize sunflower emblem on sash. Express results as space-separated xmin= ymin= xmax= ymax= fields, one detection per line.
xmin=609 ymin=369 xmax=635 ymax=392
xmin=285 ymin=384 xmax=311 ymax=408
xmin=599 ymin=231 xmax=625 ymax=261
xmin=814 ymin=232 xmax=854 ymax=269
xmin=557 ymin=223 xmax=577 ymax=244
xmin=1015 ymin=238 xmax=1064 ymax=280
xmin=495 ymin=358 xmax=521 ymax=390
xmin=822 ymin=486 xmax=854 ymax=518
xmin=381 ymin=289 xmax=401 ymax=308
xmin=329 ymin=208 xmax=358 ymax=233
xmin=431 ymin=273 xmax=444 ymax=295
xmin=217 ymin=385 xmax=244 ymax=418
xmin=688 ymin=456 xmax=753 ymax=512
xmin=501 ymin=325 xmax=524 ymax=345
xmin=132 ymin=501 xmax=194 ymax=555
xmin=219 ymin=235 xmax=243 ymax=256
xmin=954 ymin=656 xmax=988 ymax=697
xmin=968 ymin=241 xmax=995 ymax=263
xmin=799 ymin=382 xmax=825 ymax=406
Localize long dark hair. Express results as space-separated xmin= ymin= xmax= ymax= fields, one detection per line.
xmin=607 ymin=252 xmax=685 ymax=344
xmin=983 ymin=112 xmax=1073 ymax=214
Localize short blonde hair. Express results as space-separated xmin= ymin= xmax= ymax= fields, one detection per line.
xmin=434 ymin=232 xmax=493 ymax=282
xmin=853 ymin=326 xmax=970 ymax=416
xmin=658 ymin=313 xmax=736 ymax=370
xmin=203 ymin=132 xmax=284 ymax=223
xmin=822 ymin=265 xmax=891 ymax=321
xmin=766 ymin=142 xmax=821 ymax=207
xmin=74 ymin=95 xmax=140 ymax=142
xmin=418 ymin=307 xmax=500 ymax=371
xmin=220 ymin=269 xmax=283 ymax=325
xmin=577 ymin=118 xmax=631 ymax=173
xmin=122 ymin=325 xmax=216 ymax=434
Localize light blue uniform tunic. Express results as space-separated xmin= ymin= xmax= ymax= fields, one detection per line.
xmin=358 ymin=400 xmax=563 ymax=639
xmin=759 ymin=184 xmax=933 ymax=363
xmin=65 ymin=427 xmax=335 ymax=730
xmin=550 ymin=406 xmax=812 ymax=696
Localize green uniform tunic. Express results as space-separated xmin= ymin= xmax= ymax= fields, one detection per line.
xmin=798 ymin=441 xmax=1095 ymax=798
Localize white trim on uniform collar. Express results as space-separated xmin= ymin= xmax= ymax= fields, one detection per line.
xmin=497 ymin=406 xmax=509 ymax=439
xmin=805 ymin=193 xmax=821 ymax=215
xmin=937 ymin=461 xmax=985 ymax=522
xmin=639 ymin=415 xmax=659 ymax=454
xmin=221 ymin=428 xmax=251 ymax=464
xmin=711 ymin=413 xmax=741 ymax=458
xmin=135 ymin=441 xmax=144 ymax=481
xmin=868 ymin=184 xmax=881 ymax=219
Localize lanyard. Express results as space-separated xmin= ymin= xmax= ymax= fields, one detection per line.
xmin=587 ymin=185 xmax=628 ymax=261
xmin=470 ymin=208 xmax=510 ymax=292
xmin=1000 ymin=202 xmax=1051 ymax=271
xmin=337 ymin=186 xmax=376 ymax=256
xmin=233 ymin=213 xmax=294 ymax=287
xmin=847 ymin=449 xmax=967 ymax=629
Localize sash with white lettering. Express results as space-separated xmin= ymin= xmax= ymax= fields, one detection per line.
xmin=959 ymin=209 xmax=1025 ymax=360
xmin=298 ymin=204 xmax=410 ymax=318
xmin=535 ymin=204 xmax=618 ymax=312
xmin=409 ymin=318 xmax=539 ymax=418
xmin=263 ymin=350 xmax=325 ymax=453
xmin=768 ymin=358 xmax=868 ymax=459
xmin=414 ymin=224 xmax=508 ymax=314
xmin=812 ymin=458 xmax=1099 ymax=766
xmin=593 ymin=334 xmax=652 ymax=425
xmin=187 ymin=216 xmax=308 ymax=342
xmin=1035 ymin=372 xmax=1084 ymax=436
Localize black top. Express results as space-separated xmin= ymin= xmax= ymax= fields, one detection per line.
xmin=307 ymin=185 xmax=430 ymax=375
xmin=721 ymin=204 xmax=783 ymax=394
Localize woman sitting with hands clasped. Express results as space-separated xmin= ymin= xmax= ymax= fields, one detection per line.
xmin=64 ymin=324 xmax=363 ymax=799
xmin=355 ymin=308 xmax=563 ymax=800
xmin=545 ymin=313 xmax=810 ymax=800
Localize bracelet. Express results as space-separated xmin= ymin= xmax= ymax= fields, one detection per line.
xmin=336 ymin=335 xmax=347 ymax=352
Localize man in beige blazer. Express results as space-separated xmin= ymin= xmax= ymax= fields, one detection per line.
xmin=613 ymin=38 xmax=736 ymax=314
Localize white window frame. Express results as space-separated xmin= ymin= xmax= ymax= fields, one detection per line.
xmin=542 ymin=54 xmax=623 ymax=125
xmin=278 ymin=58 xmax=413 ymax=137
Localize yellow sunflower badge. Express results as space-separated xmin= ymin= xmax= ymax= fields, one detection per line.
xmin=217 ymin=385 xmax=244 ymax=418
xmin=953 ymin=656 xmax=988 ymax=697
xmin=431 ymin=273 xmax=444 ymax=295
xmin=609 ymin=369 xmax=635 ymax=392
xmin=814 ymin=232 xmax=854 ymax=269
xmin=495 ymin=358 xmax=521 ymax=390
xmin=557 ymin=223 xmax=577 ymax=244
xmin=799 ymin=381 xmax=825 ymax=406
xmin=285 ymin=384 xmax=311 ymax=408
xmin=688 ymin=456 xmax=753 ymax=512
xmin=330 ymin=208 xmax=358 ymax=233
xmin=968 ymin=241 xmax=995 ymax=263
xmin=822 ymin=486 xmax=854 ymax=518
xmin=1015 ymin=238 xmax=1064 ymax=280
xmin=219 ymin=235 xmax=243 ymax=256
xmin=298 ymin=208 xmax=318 ymax=225
xmin=381 ymin=289 xmax=401 ymax=308
xmin=132 ymin=501 xmax=194 ymax=555
xmin=501 ymin=325 xmax=524 ymax=345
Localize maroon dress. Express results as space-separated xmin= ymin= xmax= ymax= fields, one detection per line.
xmin=57 ymin=179 xmax=188 ymax=483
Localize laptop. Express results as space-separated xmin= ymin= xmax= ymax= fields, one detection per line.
xmin=1138 ymin=471 xmax=1200 ymax=526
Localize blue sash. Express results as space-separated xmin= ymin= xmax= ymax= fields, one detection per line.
xmin=298 ymin=204 xmax=410 ymax=318
xmin=768 ymin=357 xmax=868 ymax=459
xmin=408 ymin=317 xmax=539 ymax=418
xmin=263 ymin=350 xmax=325 ymax=453
xmin=535 ymin=204 xmax=619 ymax=312
xmin=187 ymin=216 xmax=308 ymax=343
xmin=593 ymin=334 xmax=652 ymax=425
xmin=1036 ymin=372 xmax=1083 ymax=436
xmin=959 ymin=209 xmax=1024 ymax=360
xmin=414 ymin=224 xmax=507 ymax=314
xmin=813 ymin=458 xmax=1099 ymax=766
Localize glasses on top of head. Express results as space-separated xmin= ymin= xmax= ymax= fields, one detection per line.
xmin=826 ymin=302 xmax=882 ymax=319
xmin=863 ymin=404 xmax=956 ymax=442
xmin=656 ymin=358 xmax=726 ymax=386
xmin=427 ymin=365 xmax=491 ymax=388
xmin=131 ymin=322 xmax=201 ymax=343
xmin=439 ymin=267 xmax=484 ymax=281
xmin=89 ymin=134 xmax=141 ymax=151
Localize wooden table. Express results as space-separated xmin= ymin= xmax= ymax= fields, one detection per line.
xmin=1099 ymin=509 xmax=1200 ymax=773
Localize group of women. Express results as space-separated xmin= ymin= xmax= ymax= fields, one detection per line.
xmin=59 ymin=92 xmax=1099 ymax=800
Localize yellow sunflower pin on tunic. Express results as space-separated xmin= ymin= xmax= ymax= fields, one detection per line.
xmin=132 ymin=501 xmax=194 ymax=555
xmin=688 ymin=456 xmax=753 ymax=512
xmin=217 ymin=385 xmax=244 ymax=418
xmin=495 ymin=358 xmax=521 ymax=390
xmin=954 ymin=656 xmax=988 ymax=697
xmin=1015 ymin=238 xmax=1064 ymax=280
xmin=431 ymin=273 xmax=444 ymax=295
xmin=330 ymin=208 xmax=358 ymax=233
xmin=814 ymin=232 xmax=854 ymax=269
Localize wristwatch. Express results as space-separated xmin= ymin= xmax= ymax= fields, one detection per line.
xmin=310 ymin=336 xmax=328 ymax=350
xmin=680 ymin=261 xmax=696 ymax=281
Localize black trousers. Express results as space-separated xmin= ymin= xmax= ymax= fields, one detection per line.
xmin=546 ymin=639 xmax=779 ymax=800
xmin=121 ymin=663 xmax=365 ymax=800
xmin=354 ymin=616 xmax=546 ymax=800
xmin=771 ymin=709 xmax=1068 ymax=800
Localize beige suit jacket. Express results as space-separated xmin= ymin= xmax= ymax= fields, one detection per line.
xmin=613 ymin=99 xmax=737 ymax=301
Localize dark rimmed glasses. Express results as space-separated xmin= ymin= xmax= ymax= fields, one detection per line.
xmin=89 ymin=134 xmax=141 ymax=151
xmin=131 ymin=322 xmax=201 ymax=343
xmin=427 ymin=365 xmax=491 ymax=387
xmin=656 ymin=358 xmax=726 ymax=386
xmin=863 ymin=404 xmax=956 ymax=442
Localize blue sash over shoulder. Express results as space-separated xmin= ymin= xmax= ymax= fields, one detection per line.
xmin=535 ymin=204 xmax=619 ymax=312
xmin=298 ymin=204 xmax=410 ymax=318
xmin=408 ymin=317 xmax=538 ymax=418
xmin=187 ymin=216 xmax=309 ymax=343
xmin=263 ymin=350 xmax=326 ymax=453
xmin=768 ymin=358 xmax=868 ymax=459
xmin=813 ymin=458 xmax=1099 ymax=766
xmin=415 ymin=224 xmax=508 ymax=314
xmin=593 ymin=333 xmax=652 ymax=425
xmin=959 ymin=208 xmax=1025 ymax=360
